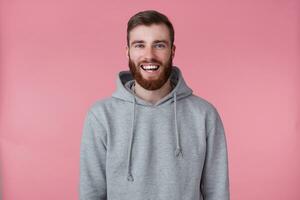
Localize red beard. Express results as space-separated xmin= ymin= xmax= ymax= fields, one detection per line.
xmin=128 ymin=55 xmax=173 ymax=90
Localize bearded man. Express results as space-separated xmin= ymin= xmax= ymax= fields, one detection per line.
xmin=79 ymin=10 xmax=230 ymax=200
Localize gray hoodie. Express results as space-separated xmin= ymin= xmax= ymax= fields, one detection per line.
xmin=79 ymin=66 xmax=230 ymax=200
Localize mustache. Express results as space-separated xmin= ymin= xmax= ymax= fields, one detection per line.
xmin=138 ymin=59 xmax=162 ymax=66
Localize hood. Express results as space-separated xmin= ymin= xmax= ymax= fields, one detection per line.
xmin=112 ymin=66 xmax=193 ymax=182
xmin=112 ymin=66 xmax=193 ymax=106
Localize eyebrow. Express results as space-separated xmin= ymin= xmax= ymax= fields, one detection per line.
xmin=130 ymin=40 xmax=169 ymax=46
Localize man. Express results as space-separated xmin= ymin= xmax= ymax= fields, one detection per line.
xmin=80 ymin=10 xmax=230 ymax=200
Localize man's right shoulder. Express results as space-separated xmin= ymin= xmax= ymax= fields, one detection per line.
xmin=86 ymin=96 xmax=114 ymax=114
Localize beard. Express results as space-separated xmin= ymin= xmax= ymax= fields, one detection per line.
xmin=128 ymin=54 xmax=173 ymax=90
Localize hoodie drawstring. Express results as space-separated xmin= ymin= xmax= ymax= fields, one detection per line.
xmin=126 ymin=95 xmax=136 ymax=182
xmin=174 ymin=92 xmax=183 ymax=158
xmin=126 ymin=92 xmax=182 ymax=182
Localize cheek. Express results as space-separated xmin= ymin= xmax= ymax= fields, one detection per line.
xmin=157 ymin=50 xmax=171 ymax=58
xmin=159 ymin=53 xmax=172 ymax=63
xmin=129 ymin=51 xmax=142 ymax=61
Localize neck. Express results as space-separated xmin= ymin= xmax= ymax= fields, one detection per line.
xmin=133 ymin=79 xmax=173 ymax=105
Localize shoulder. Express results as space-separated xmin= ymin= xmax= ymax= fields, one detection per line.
xmin=187 ymin=94 xmax=220 ymax=115
xmin=84 ymin=96 xmax=116 ymax=123
xmin=88 ymin=97 xmax=113 ymax=111
xmin=187 ymin=94 xmax=225 ymax=136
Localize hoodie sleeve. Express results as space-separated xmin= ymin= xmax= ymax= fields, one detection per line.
xmin=79 ymin=110 xmax=107 ymax=200
xmin=200 ymin=107 xmax=230 ymax=200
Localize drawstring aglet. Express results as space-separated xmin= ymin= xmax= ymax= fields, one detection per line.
xmin=175 ymin=147 xmax=183 ymax=157
xmin=127 ymin=173 xmax=134 ymax=182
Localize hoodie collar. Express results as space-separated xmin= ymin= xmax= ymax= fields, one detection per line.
xmin=112 ymin=66 xmax=193 ymax=106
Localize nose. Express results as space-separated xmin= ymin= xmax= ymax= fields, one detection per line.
xmin=144 ymin=46 xmax=155 ymax=60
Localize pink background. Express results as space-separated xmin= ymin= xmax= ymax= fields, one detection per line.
xmin=1 ymin=0 xmax=299 ymax=199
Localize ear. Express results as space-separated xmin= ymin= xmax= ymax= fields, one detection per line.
xmin=171 ymin=44 xmax=176 ymax=59
xmin=126 ymin=46 xmax=129 ymax=59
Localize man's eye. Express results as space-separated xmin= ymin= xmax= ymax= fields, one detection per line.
xmin=134 ymin=44 xmax=144 ymax=48
xmin=155 ymin=44 xmax=166 ymax=48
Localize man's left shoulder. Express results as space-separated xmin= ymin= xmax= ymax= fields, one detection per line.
xmin=186 ymin=94 xmax=225 ymax=130
xmin=186 ymin=94 xmax=219 ymax=114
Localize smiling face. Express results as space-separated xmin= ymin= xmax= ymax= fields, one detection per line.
xmin=126 ymin=23 xmax=176 ymax=90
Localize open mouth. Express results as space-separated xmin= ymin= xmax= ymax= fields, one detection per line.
xmin=140 ymin=64 xmax=160 ymax=71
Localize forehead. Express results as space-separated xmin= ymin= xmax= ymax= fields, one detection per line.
xmin=129 ymin=24 xmax=170 ymax=42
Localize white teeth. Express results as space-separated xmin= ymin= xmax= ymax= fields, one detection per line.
xmin=142 ymin=65 xmax=159 ymax=70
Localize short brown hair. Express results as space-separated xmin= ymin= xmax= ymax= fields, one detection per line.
xmin=127 ymin=10 xmax=175 ymax=48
